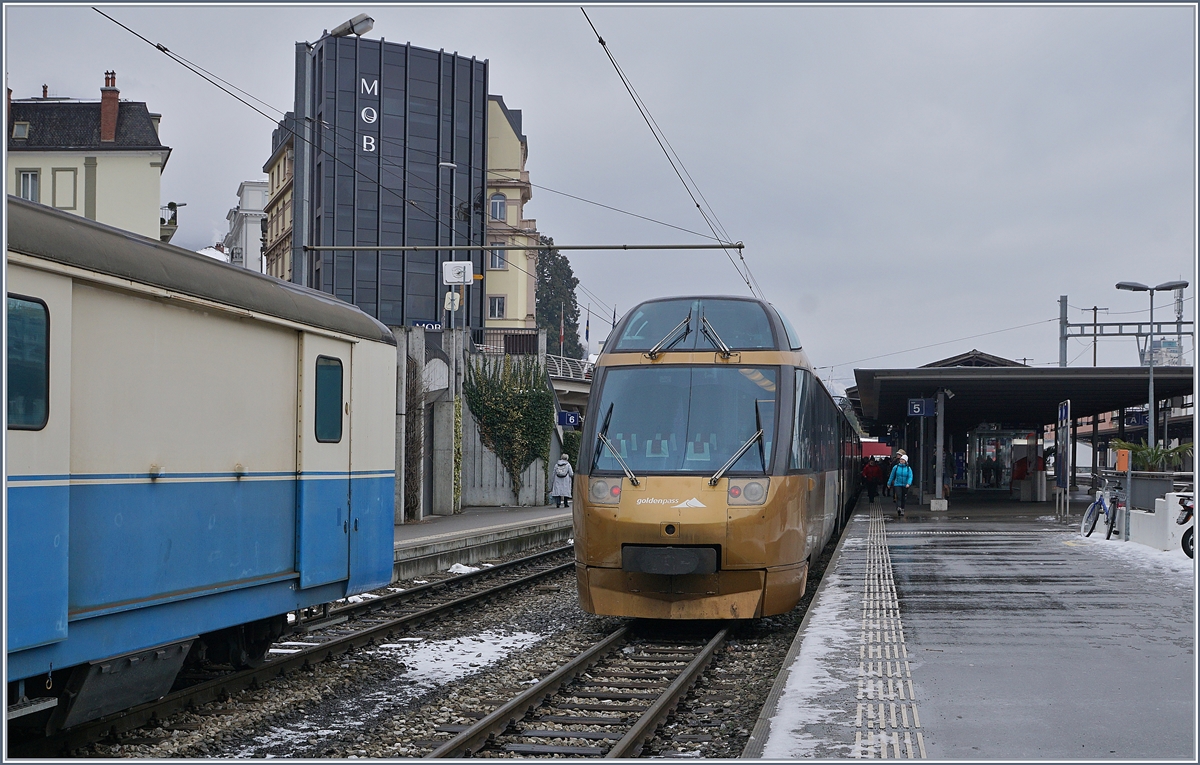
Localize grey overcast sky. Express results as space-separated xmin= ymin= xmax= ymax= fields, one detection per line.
xmin=5 ymin=4 xmax=1196 ymax=390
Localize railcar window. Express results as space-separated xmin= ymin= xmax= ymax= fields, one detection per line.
xmin=591 ymin=365 xmax=776 ymax=475
xmin=315 ymin=356 xmax=343 ymax=443
xmin=774 ymin=308 xmax=803 ymax=350
xmin=7 ymin=295 xmax=49 ymax=430
xmin=613 ymin=299 xmax=776 ymax=352
xmin=791 ymin=368 xmax=838 ymax=472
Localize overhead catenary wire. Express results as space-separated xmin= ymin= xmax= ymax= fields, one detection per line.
xmin=95 ymin=7 xmax=723 ymax=253
xmin=831 ymin=317 xmax=1059 ymax=368
xmin=93 ymin=8 xmax=626 ymax=319
xmin=580 ymin=7 xmax=762 ymax=299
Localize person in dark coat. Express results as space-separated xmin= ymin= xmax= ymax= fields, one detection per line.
xmin=862 ymin=458 xmax=884 ymax=504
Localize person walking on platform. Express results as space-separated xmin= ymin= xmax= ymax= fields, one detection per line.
xmin=888 ymin=454 xmax=914 ymax=516
xmin=862 ymin=458 xmax=884 ymax=504
xmin=551 ymin=456 xmax=574 ymax=508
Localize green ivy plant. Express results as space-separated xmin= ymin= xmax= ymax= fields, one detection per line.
xmin=1111 ymin=438 xmax=1193 ymax=471
xmin=463 ymin=355 xmax=555 ymax=503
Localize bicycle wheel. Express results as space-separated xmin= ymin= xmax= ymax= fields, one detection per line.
xmin=1104 ymin=502 xmax=1118 ymax=540
xmin=1081 ymin=501 xmax=1101 ymax=537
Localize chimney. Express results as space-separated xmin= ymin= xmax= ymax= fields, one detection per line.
xmin=100 ymin=70 xmax=119 ymax=142
xmin=42 ymin=84 xmax=48 ymax=98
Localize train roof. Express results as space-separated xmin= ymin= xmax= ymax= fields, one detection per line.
xmin=6 ymin=196 xmax=396 ymax=346
xmin=604 ymin=295 xmax=803 ymax=356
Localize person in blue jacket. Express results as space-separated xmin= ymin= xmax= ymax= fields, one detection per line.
xmin=888 ymin=453 xmax=914 ymax=517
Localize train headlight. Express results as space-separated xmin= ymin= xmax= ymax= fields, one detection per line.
xmin=590 ymin=478 xmax=621 ymax=504
xmin=728 ymin=478 xmax=769 ymax=505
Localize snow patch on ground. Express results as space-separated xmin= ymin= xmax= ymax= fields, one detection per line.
xmin=761 ymin=569 xmax=859 ymax=758
xmin=1071 ymin=535 xmax=1195 ymax=585
xmin=447 ymin=563 xmax=481 ymax=574
xmin=231 ymin=630 xmax=545 ymax=757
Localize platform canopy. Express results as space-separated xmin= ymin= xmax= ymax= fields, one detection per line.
xmin=854 ymin=365 xmax=1193 ymax=431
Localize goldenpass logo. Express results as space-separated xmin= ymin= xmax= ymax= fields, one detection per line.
xmin=636 ymin=498 xmax=680 ymax=506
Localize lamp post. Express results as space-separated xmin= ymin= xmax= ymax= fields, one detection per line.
xmin=1115 ymin=279 xmax=1189 ymax=447
xmin=439 ymin=161 xmax=459 ymax=400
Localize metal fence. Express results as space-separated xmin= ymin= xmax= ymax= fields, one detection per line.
xmin=471 ymin=328 xmax=539 ymax=356
xmin=546 ymin=354 xmax=594 ymax=381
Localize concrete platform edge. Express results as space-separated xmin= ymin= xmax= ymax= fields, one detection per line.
xmin=741 ymin=503 xmax=863 ymax=759
xmin=392 ymin=518 xmax=573 ymax=581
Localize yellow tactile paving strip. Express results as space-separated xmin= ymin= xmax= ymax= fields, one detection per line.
xmin=851 ymin=507 xmax=926 ymax=759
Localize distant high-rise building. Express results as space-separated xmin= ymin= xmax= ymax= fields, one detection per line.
xmin=222 ymin=180 xmax=268 ymax=273
xmin=484 ymin=95 xmax=538 ymax=329
xmin=290 ymin=35 xmax=488 ymax=329
xmin=7 ymin=72 xmax=172 ymax=241
xmin=263 ymin=113 xmax=296 ymax=281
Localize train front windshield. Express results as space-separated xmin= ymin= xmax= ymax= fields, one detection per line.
xmin=590 ymin=366 xmax=776 ymax=475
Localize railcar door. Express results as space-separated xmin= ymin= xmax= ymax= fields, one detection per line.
xmin=7 ymin=270 xmax=71 ymax=655
xmin=296 ymin=333 xmax=353 ymax=589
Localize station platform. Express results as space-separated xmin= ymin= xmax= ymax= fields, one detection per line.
xmin=392 ymin=505 xmax=573 ymax=580
xmin=746 ymin=496 xmax=1195 ymax=760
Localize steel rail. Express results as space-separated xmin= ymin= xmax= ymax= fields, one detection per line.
xmin=426 ymin=627 xmax=631 ymax=758
xmin=426 ymin=626 xmax=730 ymax=759
xmin=323 ymin=545 xmax=571 ymax=622
xmin=606 ymin=627 xmax=730 ymax=758
xmin=15 ymin=552 xmax=575 ymax=757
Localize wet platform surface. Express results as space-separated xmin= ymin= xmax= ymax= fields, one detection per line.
xmin=749 ymin=497 xmax=1195 ymax=759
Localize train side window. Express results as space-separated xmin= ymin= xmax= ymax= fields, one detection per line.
xmin=315 ymin=356 xmax=343 ymax=443
xmin=790 ymin=369 xmax=812 ymax=470
xmin=7 ymin=294 xmax=49 ymax=431
xmin=774 ymin=308 xmax=803 ymax=350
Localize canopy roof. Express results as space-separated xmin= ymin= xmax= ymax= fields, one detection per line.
xmin=854 ymin=366 xmax=1193 ymax=431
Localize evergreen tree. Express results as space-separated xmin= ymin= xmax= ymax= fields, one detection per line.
xmin=536 ymin=235 xmax=585 ymax=359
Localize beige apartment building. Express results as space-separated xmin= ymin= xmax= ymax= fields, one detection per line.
xmin=485 ymin=95 xmax=538 ymax=329
xmin=262 ymin=115 xmax=295 ymax=281
xmin=7 ymin=72 xmax=172 ymax=241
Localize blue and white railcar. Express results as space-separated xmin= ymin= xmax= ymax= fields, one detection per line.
xmin=6 ymin=196 xmax=397 ymax=730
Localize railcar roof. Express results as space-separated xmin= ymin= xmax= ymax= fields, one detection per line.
xmin=6 ymin=196 xmax=396 ymax=346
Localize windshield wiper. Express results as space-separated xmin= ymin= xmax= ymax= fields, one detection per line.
xmin=646 ymin=310 xmax=691 ymax=359
xmin=709 ymin=429 xmax=764 ymax=486
xmin=592 ymin=403 xmax=640 ymax=485
xmin=598 ymin=433 xmax=640 ymax=486
xmin=700 ymin=312 xmax=732 ymax=358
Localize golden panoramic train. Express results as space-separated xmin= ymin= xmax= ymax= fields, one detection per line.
xmin=573 ymin=296 xmax=862 ymax=620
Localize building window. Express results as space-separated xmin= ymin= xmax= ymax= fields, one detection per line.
xmin=315 ymin=356 xmax=343 ymax=443
xmin=488 ymin=295 xmax=506 ymax=320
xmin=489 ymin=242 xmax=506 ymax=270
xmin=12 ymin=122 xmax=30 ymax=140
xmin=7 ymin=295 xmax=50 ymax=431
xmin=18 ymin=170 xmax=39 ymax=203
xmin=489 ymin=193 xmax=507 ymax=222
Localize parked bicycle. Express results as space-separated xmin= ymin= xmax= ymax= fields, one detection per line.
xmin=1177 ymin=494 xmax=1193 ymax=559
xmin=1081 ymin=479 xmax=1124 ymax=539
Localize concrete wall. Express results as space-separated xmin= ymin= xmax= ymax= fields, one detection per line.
xmin=460 ymin=394 xmax=559 ymax=506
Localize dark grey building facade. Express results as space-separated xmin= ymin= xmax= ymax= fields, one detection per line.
xmin=291 ymin=35 xmax=488 ymax=328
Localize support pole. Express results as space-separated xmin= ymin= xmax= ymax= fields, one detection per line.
xmin=935 ymin=390 xmax=946 ymax=500
xmin=1071 ymin=418 xmax=1078 ymax=491
xmin=1091 ymin=414 xmax=1099 ymax=490
xmin=1059 ymin=295 xmax=1068 ymax=367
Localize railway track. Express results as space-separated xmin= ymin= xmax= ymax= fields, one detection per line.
xmin=10 ymin=546 xmax=574 ymax=757
xmin=424 ymin=624 xmax=730 ymax=758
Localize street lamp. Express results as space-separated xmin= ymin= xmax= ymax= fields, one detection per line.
xmin=329 ymin=13 xmax=374 ymax=37
xmin=1115 ymin=279 xmax=1189 ymax=447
